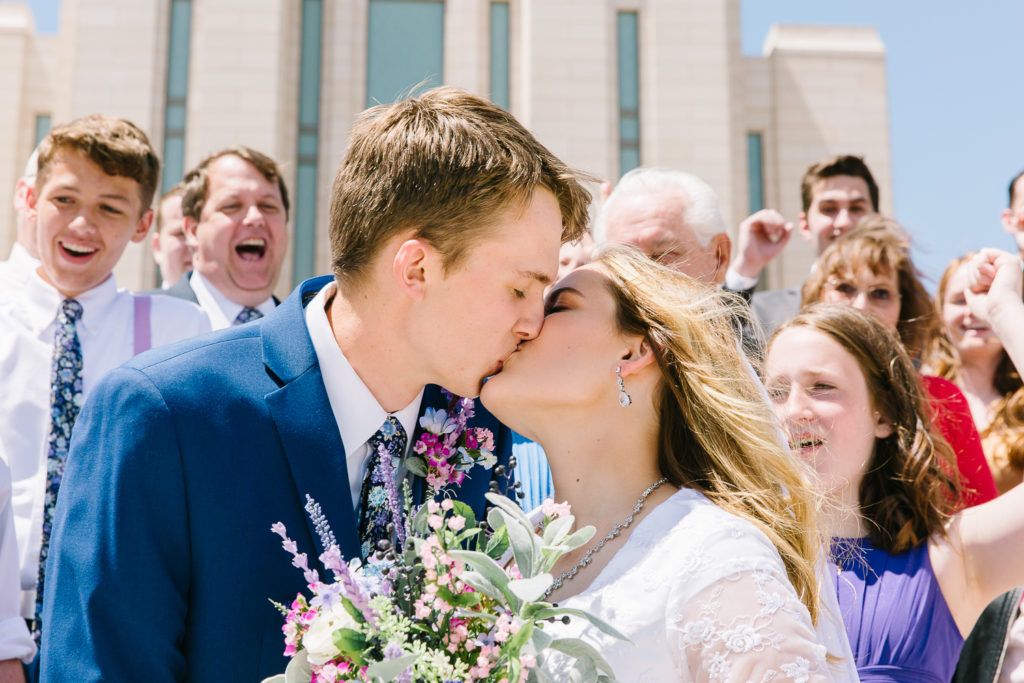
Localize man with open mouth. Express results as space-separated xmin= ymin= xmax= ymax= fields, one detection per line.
xmin=157 ymin=146 xmax=289 ymax=330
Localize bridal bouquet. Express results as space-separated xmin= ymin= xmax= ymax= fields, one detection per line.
xmin=263 ymin=493 xmax=627 ymax=683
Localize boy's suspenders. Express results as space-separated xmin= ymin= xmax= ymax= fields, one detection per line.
xmin=132 ymin=296 xmax=152 ymax=355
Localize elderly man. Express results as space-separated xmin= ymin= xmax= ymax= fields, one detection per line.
xmin=596 ymin=167 xmax=731 ymax=286
xmin=160 ymin=146 xmax=289 ymax=329
xmin=595 ymin=167 xmax=763 ymax=358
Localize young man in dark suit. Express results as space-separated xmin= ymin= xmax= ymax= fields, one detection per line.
xmin=40 ymin=88 xmax=591 ymax=682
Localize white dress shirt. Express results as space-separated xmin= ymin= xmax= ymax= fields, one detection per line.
xmin=0 ymin=450 xmax=34 ymax=662
xmin=190 ymin=271 xmax=276 ymax=330
xmin=0 ymin=271 xmax=211 ymax=617
xmin=305 ymin=282 xmax=423 ymax=510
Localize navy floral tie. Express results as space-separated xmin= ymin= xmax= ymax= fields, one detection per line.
xmin=357 ymin=416 xmax=407 ymax=560
xmin=233 ymin=306 xmax=263 ymax=325
xmin=33 ymin=298 xmax=84 ymax=640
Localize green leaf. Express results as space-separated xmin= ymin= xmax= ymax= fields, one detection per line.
xmin=549 ymin=637 xmax=618 ymax=677
xmin=560 ymin=526 xmax=597 ymax=552
xmin=409 ymin=501 xmax=431 ymax=535
xmin=447 ymin=549 xmax=515 ymax=607
xmin=366 ymin=654 xmax=419 ymax=681
xmin=505 ymin=620 xmax=534 ymax=653
xmin=487 ymin=505 xmax=505 ymax=531
xmin=404 ymin=456 xmax=428 ymax=477
xmin=331 ymin=627 xmax=368 ymax=658
xmin=437 ymin=584 xmax=481 ymax=609
xmin=453 ymin=607 xmax=498 ymax=624
xmin=504 ymin=511 xmax=539 ymax=578
xmin=340 ymin=597 xmax=364 ymax=624
xmin=449 ymin=499 xmax=478 ymax=529
xmin=459 ymin=570 xmax=506 ymax=603
xmin=541 ymin=515 xmax=575 ymax=546
xmin=485 ymin=492 xmax=536 ymax=530
xmin=528 ymin=626 xmax=554 ymax=653
xmin=485 ymin=524 xmax=510 ymax=559
xmin=508 ymin=574 xmax=553 ymax=603
xmin=283 ymin=650 xmax=311 ymax=683
xmin=531 ymin=607 xmax=631 ymax=642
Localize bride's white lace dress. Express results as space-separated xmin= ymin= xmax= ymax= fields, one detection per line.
xmin=541 ymin=488 xmax=858 ymax=682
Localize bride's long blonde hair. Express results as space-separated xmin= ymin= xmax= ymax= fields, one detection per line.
xmin=590 ymin=246 xmax=823 ymax=621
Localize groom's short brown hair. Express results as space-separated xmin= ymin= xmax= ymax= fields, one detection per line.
xmin=328 ymin=87 xmax=592 ymax=284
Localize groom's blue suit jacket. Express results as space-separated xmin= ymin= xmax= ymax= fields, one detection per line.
xmin=39 ymin=276 xmax=516 ymax=682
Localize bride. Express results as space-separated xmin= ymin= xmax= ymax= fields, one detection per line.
xmin=480 ymin=246 xmax=857 ymax=681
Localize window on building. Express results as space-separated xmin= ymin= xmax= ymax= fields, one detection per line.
xmin=162 ymin=0 xmax=192 ymax=195
xmin=293 ymin=0 xmax=324 ymax=285
xmin=367 ymin=0 xmax=444 ymax=107
xmin=747 ymin=132 xmax=764 ymax=213
xmin=490 ymin=1 xmax=510 ymax=110
xmin=34 ymin=114 xmax=52 ymax=146
xmin=617 ymin=11 xmax=640 ymax=177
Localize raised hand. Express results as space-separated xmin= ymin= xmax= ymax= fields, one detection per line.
xmin=963 ymin=248 xmax=1024 ymax=376
xmin=963 ymin=248 xmax=1023 ymax=324
xmin=730 ymin=209 xmax=794 ymax=279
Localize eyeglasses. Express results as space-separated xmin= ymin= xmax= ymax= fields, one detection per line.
xmin=824 ymin=279 xmax=901 ymax=305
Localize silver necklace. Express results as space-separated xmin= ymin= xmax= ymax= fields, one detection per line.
xmin=543 ymin=477 xmax=669 ymax=600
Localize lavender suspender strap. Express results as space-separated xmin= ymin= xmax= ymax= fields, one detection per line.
xmin=133 ymin=296 xmax=152 ymax=355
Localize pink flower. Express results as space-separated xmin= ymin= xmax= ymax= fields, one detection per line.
xmin=541 ymin=499 xmax=571 ymax=519
xmin=441 ymin=499 xmax=454 ymax=511
xmin=447 ymin=515 xmax=466 ymax=531
xmin=476 ymin=428 xmax=495 ymax=451
xmin=428 ymin=514 xmax=444 ymax=530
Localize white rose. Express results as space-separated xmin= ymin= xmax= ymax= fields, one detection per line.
xmin=302 ymin=603 xmax=359 ymax=666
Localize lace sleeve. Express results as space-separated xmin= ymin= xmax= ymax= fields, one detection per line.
xmin=670 ymin=568 xmax=833 ymax=683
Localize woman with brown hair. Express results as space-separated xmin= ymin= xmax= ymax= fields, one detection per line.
xmin=481 ymin=246 xmax=856 ymax=681
xmin=924 ymin=252 xmax=1024 ymax=494
xmin=801 ymin=216 xmax=997 ymax=506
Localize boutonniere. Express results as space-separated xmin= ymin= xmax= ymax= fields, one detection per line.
xmin=405 ymin=394 xmax=497 ymax=491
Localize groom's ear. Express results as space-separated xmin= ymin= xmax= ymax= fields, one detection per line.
xmin=617 ymin=336 xmax=656 ymax=378
xmin=393 ymin=238 xmax=431 ymax=300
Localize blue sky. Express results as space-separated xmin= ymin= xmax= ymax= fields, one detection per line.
xmin=742 ymin=2 xmax=1024 ymax=286
xmin=25 ymin=1 xmax=1024 ymax=286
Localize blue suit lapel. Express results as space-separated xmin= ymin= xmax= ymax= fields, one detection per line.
xmin=261 ymin=276 xmax=361 ymax=563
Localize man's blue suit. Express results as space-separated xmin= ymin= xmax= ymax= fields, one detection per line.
xmin=38 ymin=276 xmax=515 ymax=682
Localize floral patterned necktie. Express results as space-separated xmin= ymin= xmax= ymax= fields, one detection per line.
xmin=234 ymin=306 xmax=263 ymax=325
xmin=357 ymin=416 xmax=407 ymax=560
xmin=33 ymin=298 xmax=84 ymax=640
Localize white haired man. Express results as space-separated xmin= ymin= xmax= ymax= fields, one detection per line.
xmin=596 ymin=167 xmax=731 ymax=286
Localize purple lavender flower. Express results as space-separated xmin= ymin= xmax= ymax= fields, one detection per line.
xmin=375 ymin=444 xmax=407 ymax=550
xmin=318 ymin=546 xmax=378 ymax=627
xmin=271 ymin=522 xmax=319 ymax=584
xmin=304 ymin=495 xmax=337 ymax=551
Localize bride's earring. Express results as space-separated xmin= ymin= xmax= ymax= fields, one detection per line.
xmin=616 ymin=366 xmax=631 ymax=407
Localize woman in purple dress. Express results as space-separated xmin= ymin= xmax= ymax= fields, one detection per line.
xmin=763 ymin=300 xmax=1024 ymax=682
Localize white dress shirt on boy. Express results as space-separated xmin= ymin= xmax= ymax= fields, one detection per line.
xmin=0 ymin=271 xmax=211 ymax=617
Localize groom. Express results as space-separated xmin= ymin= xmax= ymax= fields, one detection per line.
xmin=39 ymin=88 xmax=590 ymax=682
